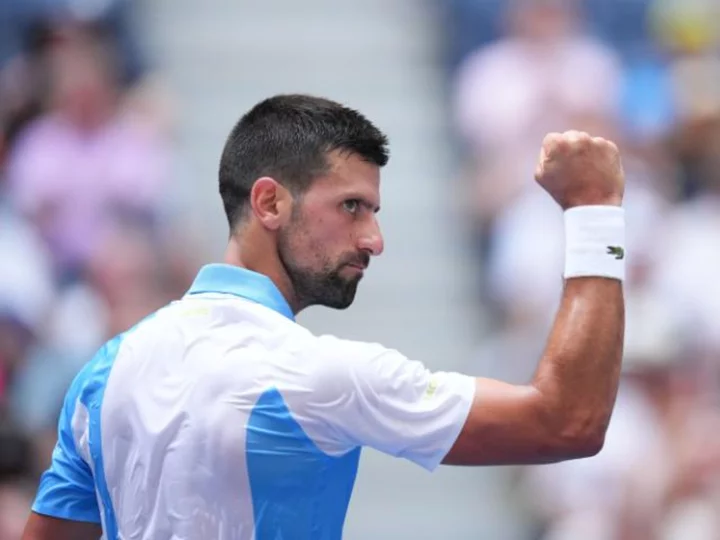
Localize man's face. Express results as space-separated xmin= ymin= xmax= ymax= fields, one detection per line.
xmin=277 ymin=151 xmax=384 ymax=310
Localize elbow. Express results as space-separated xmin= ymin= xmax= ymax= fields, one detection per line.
xmin=538 ymin=404 xmax=609 ymax=461
xmin=563 ymin=427 xmax=606 ymax=459
xmin=553 ymin=417 xmax=608 ymax=460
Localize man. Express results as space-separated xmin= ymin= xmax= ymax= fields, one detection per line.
xmin=22 ymin=94 xmax=626 ymax=539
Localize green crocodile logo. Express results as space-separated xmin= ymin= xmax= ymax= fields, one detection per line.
xmin=606 ymin=246 xmax=625 ymax=260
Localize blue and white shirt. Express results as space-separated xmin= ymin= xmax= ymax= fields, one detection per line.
xmin=33 ymin=264 xmax=476 ymax=539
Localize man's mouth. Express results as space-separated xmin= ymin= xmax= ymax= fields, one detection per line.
xmin=345 ymin=255 xmax=369 ymax=271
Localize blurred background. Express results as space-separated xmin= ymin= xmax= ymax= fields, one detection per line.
xmin=1 ymin=0 xmax=720 ymax=538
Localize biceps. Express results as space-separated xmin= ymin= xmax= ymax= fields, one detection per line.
xmin=442 ymin=378 xmax=560 ymax=466
xmin=22 ymin=513 xmax=102 ymax=540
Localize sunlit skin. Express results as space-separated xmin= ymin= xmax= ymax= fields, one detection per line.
xmin=224 ymin=150 xmax=384 ymax=314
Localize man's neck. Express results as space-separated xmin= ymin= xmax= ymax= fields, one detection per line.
xmin=223 ymin=235 xmax=301 ymax=315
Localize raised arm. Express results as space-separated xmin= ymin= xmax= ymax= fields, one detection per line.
xmin=444 ymin=131 xmax=626 ymax=466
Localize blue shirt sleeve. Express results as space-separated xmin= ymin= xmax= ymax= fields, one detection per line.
xmin=32 ymin=374 xmax=101 ymax=524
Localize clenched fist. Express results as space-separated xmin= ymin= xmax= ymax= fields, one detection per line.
xmin=535 ymin=131 xmax=624 ymax=210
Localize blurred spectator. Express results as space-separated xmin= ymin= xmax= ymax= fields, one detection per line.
xmin=0 ymin=0 xmax=155 ymax=167
xmin=452 ymin=0 xmax=623 ymax=320
xmin=649 ymin=175 xmax=720 ymax=362
xmin=0 ymin=203 xmax=79 ymax=474
xmin=453 ymin=0 xmax=622 ymax=197
xmin=0 ymin=422 xmax=34 ymax=539
xmin=0 ymin=20 xmax=56 ymax=159
xmin=0 ymin=0 xmax=147 ymax=79
xmin=0 ymin=0 xmax=200 ymax=535
xmin=4 ymin=25 xmax=172 ymax=282
xmin=0 ymin=204 xmax=55 ymax=413
xmin=0 ymin=3 xmax=192 ymax=492
xmin=7 ymin=218 xmax=185 ymax=474
xmin=642 ymin=0 xmax=720 ymax=364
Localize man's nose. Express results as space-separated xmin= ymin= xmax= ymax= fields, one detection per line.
xmin=358 ymin=218 xmax=384 ymax=256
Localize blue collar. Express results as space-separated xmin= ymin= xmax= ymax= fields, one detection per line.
xmin=185 ymin=264 xmax=295 ymax=321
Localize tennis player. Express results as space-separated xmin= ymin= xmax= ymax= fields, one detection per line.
xmin=22 ymin=94 xmax=626 ymax=540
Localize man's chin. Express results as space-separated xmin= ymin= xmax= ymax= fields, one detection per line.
xmin=322 ymin=281 xmax=360 ymax=310
xmin=324 ymin=294 xmax=356 ymax=311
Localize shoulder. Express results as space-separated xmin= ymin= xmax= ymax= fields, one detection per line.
xmin=68 ymin=308 xmax=167 ymax=403
xmin=295 ymin=333 xmax=393 ymax=369
xmin=310 ymin=334 xmax=392 ymax=362
xmin=294 ymin=333 xmax=426 ymax=395
xmin=64 ymin=333 xmax=127 ymax=412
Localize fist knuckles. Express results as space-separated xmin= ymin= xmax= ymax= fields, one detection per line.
xmin=535 ymin=130 xmax=624 ymax=210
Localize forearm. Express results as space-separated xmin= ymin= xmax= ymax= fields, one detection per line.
xmin=531 ymin=276 xmax=624 ymax=455
xmin=443 ymin=131 xmax=626 ymax=467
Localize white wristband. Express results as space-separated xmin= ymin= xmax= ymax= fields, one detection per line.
xmin=564 ymin=206 xmax=625 ymax=281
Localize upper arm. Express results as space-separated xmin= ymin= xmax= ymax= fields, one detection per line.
xmin=442 ymin=378 xmax=589 ymax=466
xmin=312 ymin=338 xmax=476 ymax=471
xmin=22 ymin=512 xmax=102 ymax=540
xmin=313 ymin=336 xmax=601 ymax=469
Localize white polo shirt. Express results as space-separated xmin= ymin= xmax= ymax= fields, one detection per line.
xmin=33 ymin=264 xmax=476 ymax=539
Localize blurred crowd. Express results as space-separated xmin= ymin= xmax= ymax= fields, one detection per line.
xmin=447 ymin=0 xmax=720 ymax=538
xmin=1 ymin=0 xmax=719 ymax=538
xmin=0 ymin=1 xmax=199 ymax=536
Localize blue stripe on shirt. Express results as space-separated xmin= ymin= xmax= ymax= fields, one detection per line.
xmin=246 ymin=388 xmax=361 ymax=539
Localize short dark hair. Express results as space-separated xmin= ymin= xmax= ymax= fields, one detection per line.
xmin=218 ymin=94 xmax=389 ymax=229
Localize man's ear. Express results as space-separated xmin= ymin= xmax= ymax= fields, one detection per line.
xmin=249 ymin=177 xmax=293 ymax=231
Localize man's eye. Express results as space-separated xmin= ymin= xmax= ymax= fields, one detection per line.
xmin=343 ymin=200 xmax=360 ymax=214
